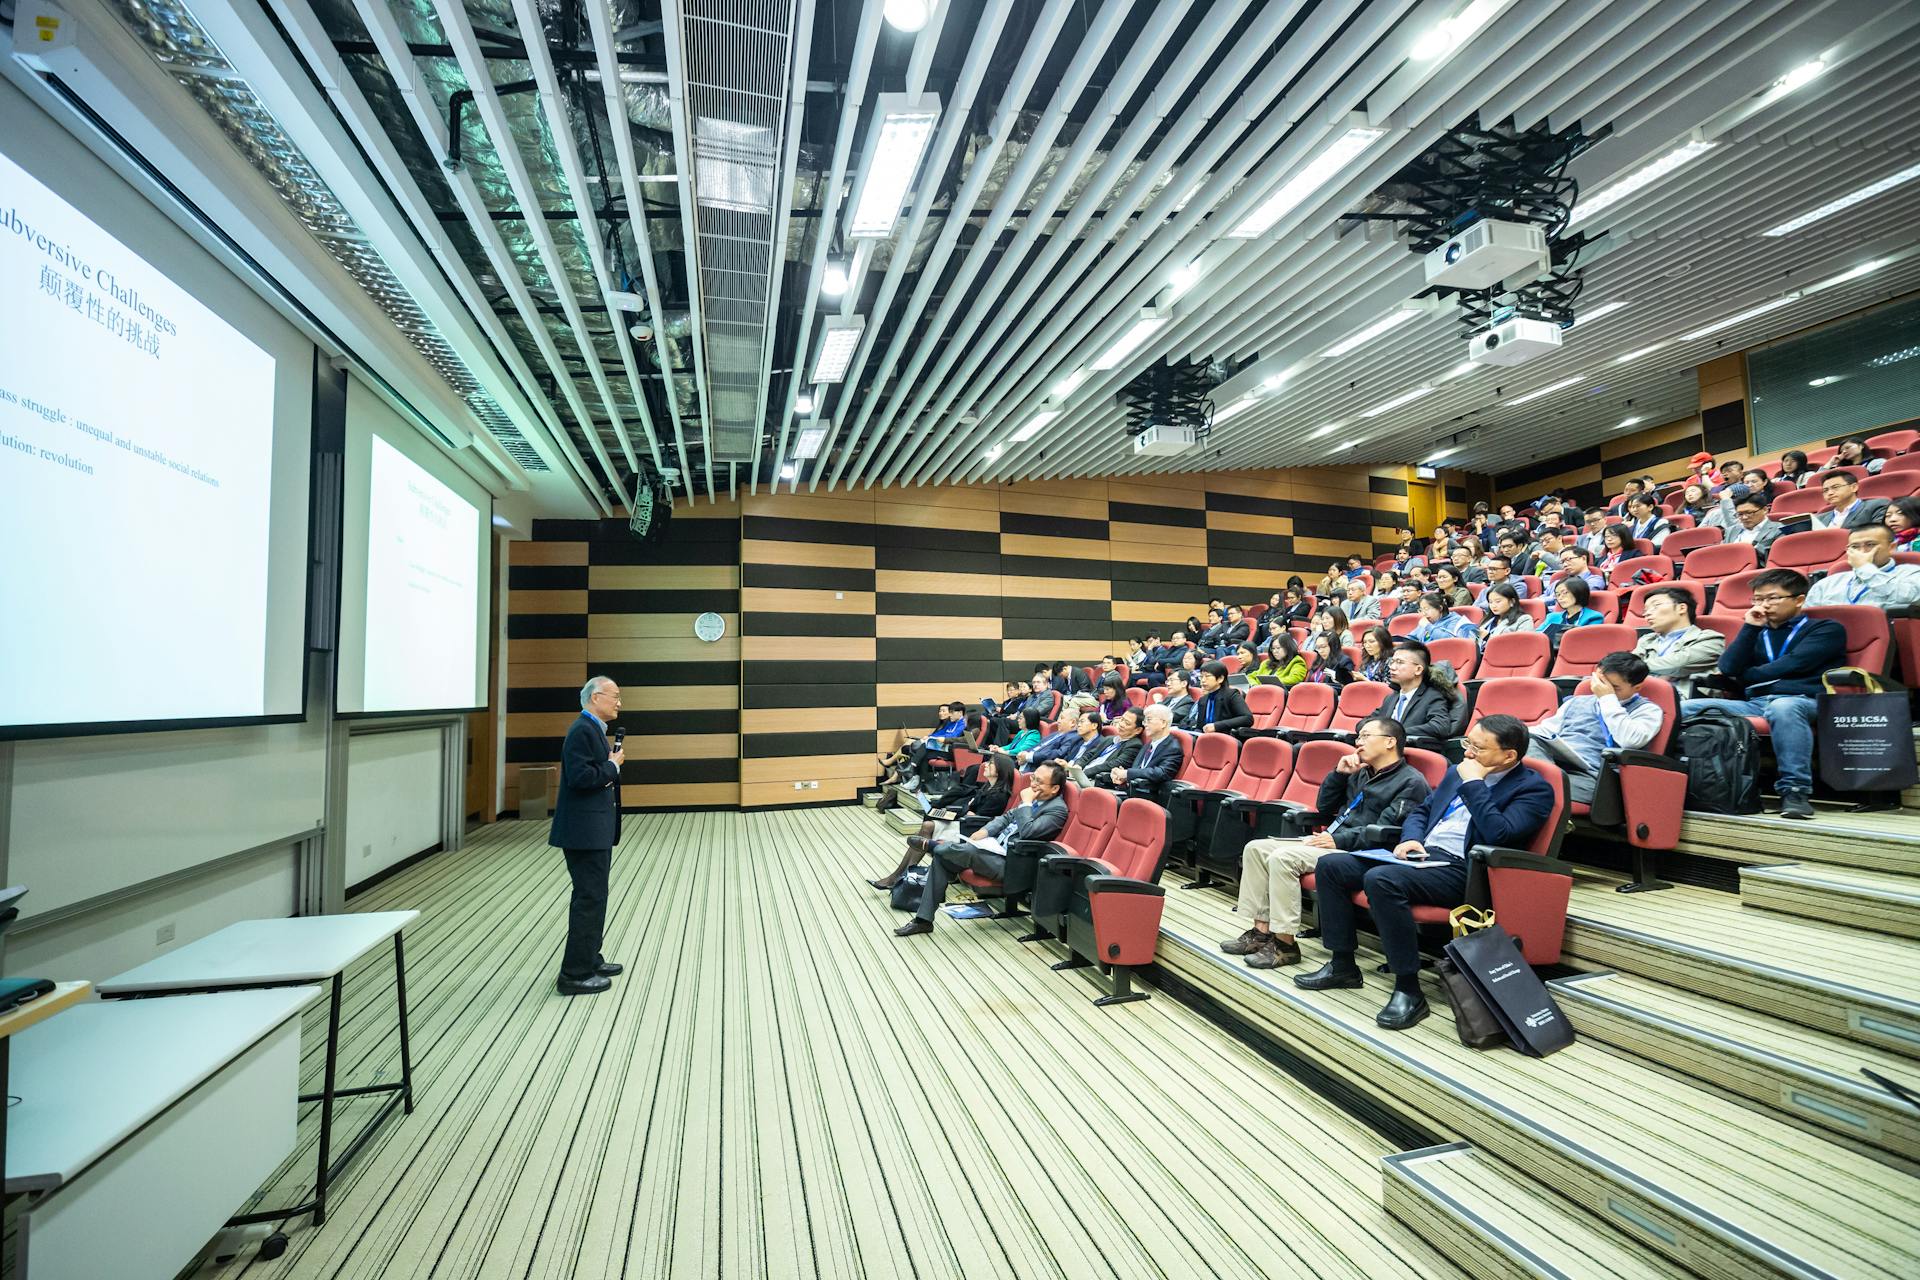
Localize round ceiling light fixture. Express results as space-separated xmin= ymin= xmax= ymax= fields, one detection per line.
xmin=884 ymin=0 xmax=931 ymax=34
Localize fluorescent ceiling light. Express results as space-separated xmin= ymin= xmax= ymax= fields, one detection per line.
xmin=1507 ymin=375 xmax=1586 ymax=406
xmin=1311 ymin=423 xmax=1343 ymax=438
xmin=1321 ymin=307 xmax=1418 ymax=357
xmin=1091 ymin=306 xmax=1172 ymax=371
xmin=1051 ymin=369 xmax=1087 ymax=398
xmin=1813 ymin=258 xmax=1888 ymax=290
xmin=794 ymin=390 xmax=815 ymax=414
xmin=1263 ymin=368 xmax=1293 ymax=389
xmin=779 ymin=463 xmax=796 ymax=481
xmin=1439 ymin=360 xmax=1479 ymax=382
xmin=1614 ymin=343 xmax=1666 ymax=364
xmin=1616 ymin=416 xmax=1643 ymax=430
xmin=1808 ymin=376 xmax=1844 ymax=387
xmin=1230 ymin=125 xmax=1390 ymax=238
xmin=982 ymin=444 xmax=1002 ymax=462
xmin=811 ymin=314 xmax=866 ymax=382
xmin=1775 ymin=58 xmax=1826 ymax=93
xmin=821 ymin=255 xmax=852 ymax=298
xmin=1169 ymin=258 xmax=1203 ymax=298
xmin=1010 ymin=406 xmax=1062 ymax=442
xmin=1570 ymin=138 xmax=1717 ymax=225
xmin=1212 ymin=397 xmax=1258 ymax=425
xmin=1409 ymin=0 xmax=1503 ymax=61
xmin=1361 ymin=385 xmax=1435 ymax=417
xmin=1764 ymin=162 xmax=1920 ymax=237
xmin=1870 ymin=346 xmax=1920 ymax=368
xmin=848 ymin=94 xmax=941 ymax=238
xmin=1571 ymin=301 xmax=1628 ymax=327
xmin=1679 ymin=294 xmax=1800 ymax=341
xmin=883 ymin=0 xmax=930 ymax=33
xmin=793 ymin=425 xmax=829 ymax=458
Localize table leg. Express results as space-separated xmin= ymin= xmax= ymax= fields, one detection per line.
xmin=392 ymin=934 xmax=415 ymax=1114
xmin=313 ymin=973 xmax=342 ymax=1227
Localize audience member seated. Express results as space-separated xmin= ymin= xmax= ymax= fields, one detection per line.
xmin=1579 ymin=509 xmax=1610 ymax=557
xmin=1689 ymin=451 xmax=1723 ymax=487
xmin=1411 ymin=593 xmax=1477 ymax=644
xmin=1091 ymin=676 xmax=1129 ymax=724
xmin=1674 ymin=481 xmax=1715 ymax=525
xmin=1524 ymin=653 xmax=1661 ymax=803
xmin=1110 ymin=703 xmax=1184 ymax=796
xmin=1557 ymin=546 xmax=1605 ymax=590
xmin=1194 ymin=661 xmax=1254 ymax=734
xmin=1483 ymin=553 xmax=1527 ymax=597
xmin=894 ymin=761 xmax=1069 ymax=936
xmin=1003 ymin=708 xmax=1045 ymax=758
xmin=1478 ymin=583 xmax=1536 ymax=647
xmin=1773 ymin=449 xmax=1814 ymax=489
xmin=880 ymin=700 xmax=968 ymax=786
xmin=1513 ymin=526 xmax=1566 ymax=577
xmin=1724 ymin=490 xmax=1783 ymax=561
xmin=1219 ymin=716 xmax=1431 ymax=969
xmin=1711 ymin=459 xmax=1752 ymax=495
xmin=1681 ymin=568 xmax=1845 ymax=820
xmin=1277 ymin=587 xmax=1314 ymax=626
xmin=1805 ymin=524 xmax=1920 ymax=608
xmin=1163 ymin=669 xmax=1200 ymax=729
xmin=868 ymin=750 xmax=1016 ymax=889
xmin=1196 ymin=607 xmax=1228 ymax=651
xmin=1886 ymin=497 xmax=1920 ymax=550
xmin=1302 ymin=632 xmax=1354 ymax=686
xmin=1206 ymin=605 xmax=1252 ymax=656
xmin=1052 ymin=660 xmax=1092 ymax=696
xmin=1312 ymin=605 xmax=1355 ymax=650
xmin=1131 ymin=629 xmax=1189 ymax=687
xmin=1017 ymin=697 xmax=1093 ymax=768
xmin=1296 ymin=714 xmax=1555 ymax=1029
xmin=1633 ymin=586 xmax=1725 ymax=698
xmin=1431 ymin=566 xmax=1474 ymax=607
xmin=1542 ymin=577 xmax=1605 ymax=641
xmin=1594 ymin=522 xmax=1646 ymax=577
xmin=1250 ymin=633 xmax=1307 ymax=686
xmin=1066 ymin=706 xmax=1145 ymax=788
xmin=1832 ymin=437 xmax=1884 ymax=476
xmin=1357 ymin=626 xmax=1394 ymax=683
xmin=1343 ymin=576 xmax=1382 ymax=622
xmin=1448 ymin=545 xmax=1488 ymax=584
xmin=1382 ymin=640 xmax=1456 ymax=743
xmin=1811 ymin=469 xmax=1889 ymax=531
xmin=1624 ymin=494 xmax=1671 ymax=549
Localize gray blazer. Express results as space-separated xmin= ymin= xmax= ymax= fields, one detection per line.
xmin=1813 ymin=498 xmax=1890 ymax=532
xmin=1727 ymin=518 xmax=1784 ymax=563
xmin=987 ymin=794 xmax=1069 ymax=846
xmin=1633 ymin=625 xmax=1727 ymax=699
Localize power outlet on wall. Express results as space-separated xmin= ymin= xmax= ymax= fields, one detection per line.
xmin=806 ymin=780 xmax=819 ymax=789
xmin=155 ymin=922 xmax=175 ymax=946
xmin=792 ymin=780 xmax=804 ymax=790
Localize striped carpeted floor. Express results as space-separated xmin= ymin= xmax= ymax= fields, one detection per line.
xmin=193 ymin=810 xmax=1465 ymax=1280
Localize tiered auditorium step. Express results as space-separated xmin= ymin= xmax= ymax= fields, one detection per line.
xmin=1381 ymin=1143 xmax=1676 ymax=1280
xmin=1549 ymin=969 xmax=1920 ymax=1164
xmin=1670 ymin=807 xmax=1920 ymax=874
xmin=1563 ymin=869 xmax=1920 ymax=1058
xmin=1155 ymin=888 xmax=1920 ymax=1280
xmin=1737 ymin=862 xmax=1920 ymax=940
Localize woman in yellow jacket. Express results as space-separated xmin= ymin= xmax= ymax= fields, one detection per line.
xmin=1248 ymin=632 xmax=1309 ymax=686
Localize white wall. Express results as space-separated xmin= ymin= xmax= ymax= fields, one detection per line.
xmin=343 ymin=728 xmax=444 ymax=889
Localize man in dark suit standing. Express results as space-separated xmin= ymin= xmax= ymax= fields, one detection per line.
xmin=549 ymin=675 xmax=626 ymax=995
xmin=1296 ymin=714 xmax=1556 ymax=1030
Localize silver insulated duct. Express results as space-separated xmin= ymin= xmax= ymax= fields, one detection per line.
xmin=670 ymin=0 xmax=801 ymax=464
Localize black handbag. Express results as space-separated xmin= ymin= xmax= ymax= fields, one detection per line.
xmin=890 ymin=866 xmax=929 ymax=912
xmin=1444 ymin=921 xmax=1575 ymax=1057
xmin=1816 ymin=669 xmax=1917 ymax=793
xmin=1436 ymin=907 xmax=1507 ymax=1049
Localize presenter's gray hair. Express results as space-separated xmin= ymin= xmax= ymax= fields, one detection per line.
xmin=580 ymin=675 xmax=615 ymax=708
xmin=1142 ymin=703 xmax=1174 ymax=726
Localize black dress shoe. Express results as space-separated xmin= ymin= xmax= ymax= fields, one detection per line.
xmin=596 ymin=961 xmax=623 ymax=977
xmin=1294 ymin=961 xmax=1365 ymax=990
xmin=894 ymin=918 xmax=933 ymax=937
xmin=556 ymin=974 xmax=612 ymax=996
xmin=1376 ymin=989 xmax=1430 ymax=1030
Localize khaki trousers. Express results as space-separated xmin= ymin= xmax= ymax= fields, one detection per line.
xmin=1234 ymin=838 xmax=1323 ymax=935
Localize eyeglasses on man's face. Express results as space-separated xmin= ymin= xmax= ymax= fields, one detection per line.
xmin=1751 ymin=593 xmax=1799 ymax=606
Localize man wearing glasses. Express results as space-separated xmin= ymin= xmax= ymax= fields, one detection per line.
xmin=1681 ymin=569 xmax=1845 ymax=820
xmin=1805 ymin=525 xmax=1920 ymax=609
xmin=1297 ymin=715 xmax=1555 ymax=1029
xmin=1220 ymin=717 xmax=1430 ymax=970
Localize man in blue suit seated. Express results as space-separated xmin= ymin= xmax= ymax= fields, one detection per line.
xmin=1295 ymin=714 xmax=1555 ymax=1030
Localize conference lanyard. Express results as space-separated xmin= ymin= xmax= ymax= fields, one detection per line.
xmin=1595 ymin=695 xmax=1636 ymax=749
xmin=1435 ymin=795 xmax=1466 ymax=826
xmin=1849 ymin=563 xmax=1895 ymax=604
xmin=1760 ymin=618 xmax=1808 ymax=662
xmin=1327 ymin=787 xmax=1368 ymax=832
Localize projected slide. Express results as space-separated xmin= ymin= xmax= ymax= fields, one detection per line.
xmin=0 ymin=149 xmax=277 ymax=727
xmin=362 ymin=435 xmax=482 ymax=711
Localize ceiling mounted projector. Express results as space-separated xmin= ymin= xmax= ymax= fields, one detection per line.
xmin=1468 ymin=315 xmax=1563 ymax=366
xmin=1424 ymin=219 xmax=1550 ymax=291
xmin=1131 ymin=423 xmax=1198 ymax=456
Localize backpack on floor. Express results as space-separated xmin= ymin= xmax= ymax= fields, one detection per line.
xmin=1676 ymin=707 xmax=1761 ymax=815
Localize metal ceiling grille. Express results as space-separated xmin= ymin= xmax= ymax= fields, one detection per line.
xmin=677 ymin=0 xmax=801 ymax=464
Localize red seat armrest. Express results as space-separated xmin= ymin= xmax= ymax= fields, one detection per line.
xmin=1085 ymin=875 xmax=1166 ymax=967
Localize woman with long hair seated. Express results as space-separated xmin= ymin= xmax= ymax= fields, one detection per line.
xmin=1301 ymin=631 xmax=1354 ymax=685
xmin=1357 ymin=625 xmax=1395 ymax=683
xmin=1311 ymin=604 xmax=1355 ymax=650
xmin=1541 ymin=575 xmax=1605 ymax=641
xmin=868 ymin=750 xmax=1016 ymax=889
xmin=1410 ymin=592 xmax=1476 ymax=643
xmin=1091 ymin=675 xmax=1129 ymax=724
xmin=1594 ymin=522 xmax=1642 ymax=576
xmin=1886 ymin=496 xmax=1920 ymax=550
xmin=1251 ymin=632 xmax=1309 ymax=686
xmin=1774 ymin=449 xmax=1812 ymax=488
xmin=1476 ymin=582 xmax=1536 ymax=647
xmin=1675 ymin=481 xmax=1715 ymax=525
xmin=1431 ymin=564 xmax=1473 ymax=607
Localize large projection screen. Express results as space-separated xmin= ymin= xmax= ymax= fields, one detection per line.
xmin=0 ymin=95 xmax=312 ymax=738
xmin=336 ymin=376 xmax=491 ymax=715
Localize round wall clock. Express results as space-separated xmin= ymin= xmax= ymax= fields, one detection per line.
xmin=693 ymin=611 xmax=727 ymax=643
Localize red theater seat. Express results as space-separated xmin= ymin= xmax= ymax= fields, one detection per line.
xmin=1576 ymin=678 xmax=1688 ymax=890
xmin=1805 ymin=605 xmax=1891 ymax=674
xmin=1468 ymin=677 xmax=1561 ymax=730
xmin=1427 ymin=637 xmax=1478 ymax=681
xmin=1550 ymin=625 xmax=1638 ymax=679
xmin=1684 ymin=541 xmax=1757 ymax=586
xmin=1480 ymin=631 xmax=1550 ymax=679
xmin=1188 ymin=737 xmax=1298 ymax=882
xmin=1766 ymin=528 xmax=1848 ymax=575
xmin=1768 ymin=487 xmax=1829 ymax=521
xmin=1276 ymin=682 xmax=1336 ymax=734
xmin=1328 ymin=681 xmax=1391 ymax=735
xmin=1867 ymin=429 xmax=1919 ymax=455
xmin=1860 ymin=471 xmax=1920 ymax=502
xmin=1036 ymin=799 xmax=1171 ymax=1006
xmin=1244 ymin=683 xmax=1286 ymax=732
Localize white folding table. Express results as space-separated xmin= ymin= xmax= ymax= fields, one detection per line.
xmin=7 ymin=988 xmax=316 ymax=1279
xmin=95 ymin=911 xmax=420 ymax=1238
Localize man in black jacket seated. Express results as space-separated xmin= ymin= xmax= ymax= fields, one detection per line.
xmin=1018 ymin=695 xmax=1095 ymax=768
xmin=1381 ymin=641 xmax=1456 ymax=744
xmin=1221 ymin=716 xmax=1431 ymax=970
xmin=895 ymin=761 xmax=1069 ymax=936
xmin=1193 ymin=661 xmax=1253 ymax=734
xmin=1679 ymin=568 xmax=1846 ymax=820
xmin=1130 ymin=630 xmax=1189 ymax=688
xmin=1196 ymin=608 xmax=1228 ymax=651
xmin=1206 ymin=605 xmax=1251 ymax=656
xmin=1296 ymin=714 xmax=1556 ymax=1029
xmin=1109 ymin=703 xmax=1184 ymax=796
xmin=1067 ymin=707 xmax=1144 ymax=787
xmin=1162 ymin=669 xmax=1199 ymax=730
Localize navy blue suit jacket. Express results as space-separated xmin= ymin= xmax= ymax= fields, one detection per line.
xmin=549 ymin=712 xmax=622 ymax=850
xmin=1399 ymin=764 xmax=1555 ymax=862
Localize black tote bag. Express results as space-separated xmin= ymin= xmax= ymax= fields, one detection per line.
xmin=1443 ymin=924 xmax=1575 ymax=1057
xmin=1816 ymin=670 xmax=1917 ymax=794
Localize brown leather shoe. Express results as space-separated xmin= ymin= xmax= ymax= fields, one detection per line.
xmin=1246 ymin=936 xmax=1301 ymax=969
xmin=1220 ymin=928 xmax=1266 ymax=955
